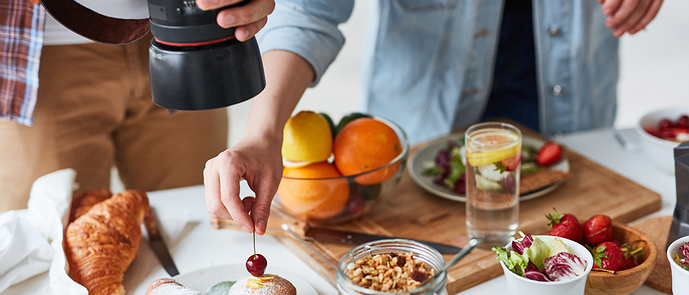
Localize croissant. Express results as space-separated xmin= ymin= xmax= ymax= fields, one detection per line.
xmin=69 ymin=189 xmax=112 ymax=223
xmin=64 ymin=189 xmax=150 ymax=295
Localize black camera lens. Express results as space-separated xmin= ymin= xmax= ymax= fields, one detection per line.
xmin=146 ymin=0 xmax=265 ymax=111
xmin=147 ymin=0 xmax=248 ymax=45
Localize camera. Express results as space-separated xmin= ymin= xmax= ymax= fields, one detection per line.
xmin=40 ymin=0 xmax=266 ymax=111
xmin=147 ymin=0 xmax=266 ymax=110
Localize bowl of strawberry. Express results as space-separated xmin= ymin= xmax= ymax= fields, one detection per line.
xmin=545 ymin=210 xmax=657 ymax=295
xmin=636 ymin=108 xmax=689 ymax=173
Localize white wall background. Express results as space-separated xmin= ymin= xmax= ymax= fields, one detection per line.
xmin=229 ymin=0 xmax=689 ymax=146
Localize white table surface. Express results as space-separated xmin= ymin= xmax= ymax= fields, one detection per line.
xmin=4 ymin=127 xmax=675 ymax=295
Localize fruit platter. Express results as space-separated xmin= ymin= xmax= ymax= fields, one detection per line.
xmin=408 ymin=133 xmax=571 ymax=202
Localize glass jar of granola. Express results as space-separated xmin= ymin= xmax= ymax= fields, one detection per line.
xmin=337 ymin=239 xmax=448 ymax=295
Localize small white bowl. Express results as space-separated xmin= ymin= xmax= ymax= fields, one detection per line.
xmin=666 ymin=235 xmax=689 ymax=294
xmin=499 ymin=235 xmax=593 ymax=295
xmin=635 ymin=107 xmax=689 ymax=173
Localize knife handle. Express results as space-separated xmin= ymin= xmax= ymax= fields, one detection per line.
xmin=210 ymin=214 xmax=307 ymax=236
xmin=144 ymin=207 xmax=162 ymax=240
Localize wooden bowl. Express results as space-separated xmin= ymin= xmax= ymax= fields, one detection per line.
xmin=585 ymin=221 xmax=657 ymax=295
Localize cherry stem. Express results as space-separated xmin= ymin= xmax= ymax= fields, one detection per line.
xmin=253 ymin=232 xmax=256 ymax=255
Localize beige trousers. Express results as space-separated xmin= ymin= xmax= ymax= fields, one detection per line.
xmin=0 ymin=35 xmax=228 ymax=212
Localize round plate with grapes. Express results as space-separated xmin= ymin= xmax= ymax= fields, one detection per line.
xmin=408 ymin=134 xmax=570 ymax=202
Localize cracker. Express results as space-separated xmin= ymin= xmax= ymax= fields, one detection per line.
xmin=520 ymin=169 xmax=572 ymax=195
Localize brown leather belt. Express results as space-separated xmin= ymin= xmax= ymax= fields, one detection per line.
xmin=39 ymin=0 xmax=149 ymax=44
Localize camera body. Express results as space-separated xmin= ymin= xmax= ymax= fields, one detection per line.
xmin=40 ymin=0 xmax=265 ymax=111
xmin=147 ymin=0 xmax=266 ymax=110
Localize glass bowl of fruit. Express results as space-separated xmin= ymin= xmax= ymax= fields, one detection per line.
xmin=636 ymin=107 xmax=689 ymax=173
xmin=273 ymin=111 xmax=409 ymax=225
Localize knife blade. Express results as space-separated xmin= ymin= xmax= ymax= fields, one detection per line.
xmin=209 ymin=216 xmax=461 ymax=254
xmin=144 ymin=207 xmax=179 ymax=277
xmin=303 ymin=227 xmax=461 ymax=255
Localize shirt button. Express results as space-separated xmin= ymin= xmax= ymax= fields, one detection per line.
xmin=553 ymin=85 xmax=562 ymax=96
xmin=548 ymin=26 xmax=561 ymax=37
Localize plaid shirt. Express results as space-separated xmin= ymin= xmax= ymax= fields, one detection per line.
xmin=0 ymin=0 xmax=45 ymax=126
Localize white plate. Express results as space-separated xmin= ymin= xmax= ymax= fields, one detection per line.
xmin=173 ymin=264 xmax=317 ymax=295
xmin=408 ymin=134 xmax=569 ymax=202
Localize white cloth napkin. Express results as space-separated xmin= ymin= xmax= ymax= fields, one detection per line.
xmin=0 ymin=168 xmax=76 ymax=294
xmin=0 ymin=168 xmax=190 ymax=295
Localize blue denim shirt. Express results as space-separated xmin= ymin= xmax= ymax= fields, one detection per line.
xmin=257 ymin=0 xmax=619 ymax=144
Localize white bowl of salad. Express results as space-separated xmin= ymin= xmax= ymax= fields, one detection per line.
xmin=667 ymin=235 xmax=689 ymax=294
xmin=493 ymin=234 xmax=593 ymax=295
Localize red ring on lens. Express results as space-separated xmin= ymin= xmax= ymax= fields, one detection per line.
xmin=154 ymin=35 xmax=236 ymax=47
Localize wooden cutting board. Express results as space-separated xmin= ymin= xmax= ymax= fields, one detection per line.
xmin=211 ymin=127 xmax=663 ymax=293
xmin=268 ymin=130 xmax=662 ymax=294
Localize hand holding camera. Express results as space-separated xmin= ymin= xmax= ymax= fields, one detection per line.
xmin=196 ymin=0 xmax=275 ymax=41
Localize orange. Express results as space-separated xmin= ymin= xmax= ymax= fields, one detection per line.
xmin=277 ymin=162 xmax=349 ymax=220
xmin=333 ymin=118 xmax=402 ymax=185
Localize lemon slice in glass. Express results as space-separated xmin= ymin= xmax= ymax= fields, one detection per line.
xmin=465 ymin=130 xmax=520 ymax=166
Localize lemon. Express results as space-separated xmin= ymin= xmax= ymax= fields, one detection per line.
xmin=282 ymin=111 xmax=333 ymax=165
xmin=465 ymin=130 xmax=520 ymax=166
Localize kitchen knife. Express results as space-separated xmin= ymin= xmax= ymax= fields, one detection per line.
xmin=303 ymin=227 xmax=461 ymax=255
xmin=144 ymin=207 xmax=180 ymax=277
xmin=209 ymin=216 xmax=461 ymax=254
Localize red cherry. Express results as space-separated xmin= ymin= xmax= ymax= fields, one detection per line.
xmin=660 ymin=129 xmax=676 ymax=140
xmin=677 ymin=115 xmax=689 ymax=129
xmin=659 ymin=118 xmax=673 ymax=129
xmin=246 ymin=254 xmax=267 ymax=277
xmin=644 ymin=127 xmax=660 ymax=138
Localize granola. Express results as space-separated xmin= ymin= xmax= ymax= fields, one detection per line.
xmin=344 ymin=252 xmax=435 ymax=292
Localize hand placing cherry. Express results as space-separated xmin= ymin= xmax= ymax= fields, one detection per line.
xmin=246 ymin=254 xmax=267 ymax=277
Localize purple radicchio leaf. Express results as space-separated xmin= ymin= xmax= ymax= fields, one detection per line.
xmin=524 ymin=261 xmax=551 ymax=281
xmin=524 ymin=261 xmax=540 ymax=273
xmin=511 ymin=234 xmax=534 ymax=255
xmin=679 ymin=242 xmax=689 ymax=266
xmin=543 ymin=252 xmax=586 ymax=281
xmin=525 ymin=270 xmax=552 ymax=282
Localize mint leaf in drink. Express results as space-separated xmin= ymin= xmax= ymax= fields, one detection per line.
xmin=494 ymin=162 xmax=507 ymax=173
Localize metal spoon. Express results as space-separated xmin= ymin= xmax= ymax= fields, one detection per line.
xmin=431 ymin=238 xmax=482 ymax=280
xmin=283 ymin=223 xmax=482 ymax=274
xmin=282 ymin=224 xmax=338 ymax=269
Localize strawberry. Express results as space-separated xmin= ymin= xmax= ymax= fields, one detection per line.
xmin=536 ymin=142 xmax=562 ymax=166
xmin=591 ymin=241 xmax=626 ymax=272
xmin=546 ymin=208 xmax=583 ymax=242
xmin=503 ymin=154 xmax=521 ymax=172
xmin=582 ymin=214 xmax=613 ymax=245
xmin=622 ymin=242 xmax=645 ymax=269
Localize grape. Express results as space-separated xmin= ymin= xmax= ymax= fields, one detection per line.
xmin=435 ymin=149 xmax=451 ymax=171
xmin=246 ymin=254 xmax=267 ymax=277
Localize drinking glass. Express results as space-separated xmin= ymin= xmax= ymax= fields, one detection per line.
xmin=464 ymin=122 xmax=522 ymax=248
